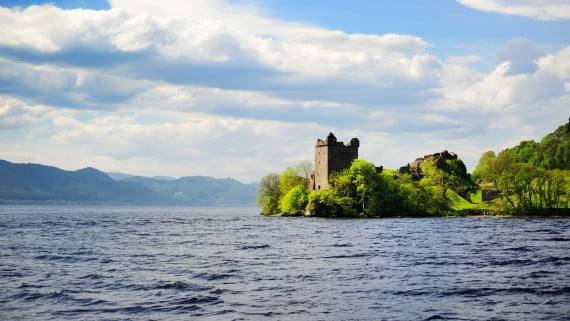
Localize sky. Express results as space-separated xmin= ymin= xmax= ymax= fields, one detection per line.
xmin=0 ymin=0 xmax=569 ymax=182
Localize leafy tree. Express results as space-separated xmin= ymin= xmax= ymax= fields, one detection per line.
xmin=511 ymin=163 xmax=539 ymax=211
xmin=535 ymin=169 xmax=569 ymax=210
xmin=257 ymin=173 xmax=281 ymax=215
xmin=306 ymin=189 xmax=357 ymax=217
xmin=279 ymin=184 xmax=309 ymax=216
xmin=295 ymin=161 xmax=314 ymax=180
xmin=349 ymin=159 xmax=382 ymax=216
xmin=279 ymin=167 xmax=307 ymax=197
xmin=472 ymin=151 xmax=496 ymax=183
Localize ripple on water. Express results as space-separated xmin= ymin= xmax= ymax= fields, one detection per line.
xmin=0 ymin=206 xmax=569 ymax=321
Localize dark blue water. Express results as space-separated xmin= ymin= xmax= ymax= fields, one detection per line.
xmin=1 ymin=206 xmax=569 ymax=320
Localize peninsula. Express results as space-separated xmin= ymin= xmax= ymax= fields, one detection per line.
xmin=257 ymin=120 xmax=570 ymax=217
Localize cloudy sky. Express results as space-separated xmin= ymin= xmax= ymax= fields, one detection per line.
xmin=1 ymin=0 xmax=569 ymax=182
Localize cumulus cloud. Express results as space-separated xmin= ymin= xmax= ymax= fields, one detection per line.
xmin=496 ymin=38 xmax=544 ymax=75
xmin=0 ymin=4 xmax=438 ymax=100
xmin=0 ymin=57 xmax=153 ymax=108
xmin=446 ymin=45 xmax=567 ymax=108
xmin=0 ymin=96 xmax=48 ymax=130
xmin=457 ymin=0 xmax=570 ymax=20
xmin=447 ymin=55 xmax=481 ymax=65
xmin=0 ymin=1 xmax=568 ymax=180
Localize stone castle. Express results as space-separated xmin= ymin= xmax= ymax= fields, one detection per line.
xmin=310 ymin=132 xmax=359 ymax=190
xmin=308 ymin=133 xmax=456 ymax=190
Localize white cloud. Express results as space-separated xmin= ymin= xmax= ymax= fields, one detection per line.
xmin=436 ymin=45 xmax=568 ymax=113
xmin=0 ymin=3 xmax=434 ymax=87
xmin=447 ymin=55 xmax=482 ymax=65
xmin=0 ymin=96 xmax=48 ymax=130
xmin=496 ymin=38 xmax=544 ymax=75
xmin=0 ymin=1 xmax=568 ymax=181
xmin=457 ymin=0 xmax=570 ymax=21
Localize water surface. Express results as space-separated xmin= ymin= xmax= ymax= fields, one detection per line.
xmin=1 ymin=206 xmax=569 ymax=320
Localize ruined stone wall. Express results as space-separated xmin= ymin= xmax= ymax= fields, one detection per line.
xmin=398 ymin=150 xmax=458 ymax=180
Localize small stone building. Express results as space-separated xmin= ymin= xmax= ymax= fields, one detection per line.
xmin=310 ymin=132 xmax=359 ymax=190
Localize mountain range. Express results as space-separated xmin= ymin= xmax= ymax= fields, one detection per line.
xmin=0 ymin=160 xmax=258 ymax=206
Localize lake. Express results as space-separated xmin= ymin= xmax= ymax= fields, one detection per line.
xmin=1 ymin=206 xmax=569 ymax=320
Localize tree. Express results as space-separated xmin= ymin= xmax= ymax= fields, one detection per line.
xmin=472 ymin=151 xmax=496 ymax=183
xmin=348 ymin=159 xmax=382 ymax=216
xmin=511 ymin=163 xmax=539 ymax=211
xmin=257 ymin=173 xmax=281 ymax=215
xmin=295 ymin=161 xmax=314 ymax=180
xmin=279 ymin=184 xmax=309 ymax=216
xmin=279 ymin=167 xmax=307 ymax=197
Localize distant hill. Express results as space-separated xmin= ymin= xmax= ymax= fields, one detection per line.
xmin=0 ymin=160 xmax=172 ymax=205
xmin=0 ymin=160 xmax=258 ymax=206
xmin=121 ymin=176 xmax=258 ymax=206
xmin=107 ymin=172 xmax=176 ymax=181
xmin=106 ymin=172 xmax=134 ymax=181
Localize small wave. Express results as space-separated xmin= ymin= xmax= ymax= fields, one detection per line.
xmin=11 ymin=290 xmax=75 ymax=302
xmin=322 ymin=253 xmax=368 ymax=259
xmin=79 ymin=221 xmax=97 ymax=226
xmin=331 ymin=243 xmax=353 ymax=247
xmin=528 ymin=270 xmax=556 ymax=278
xmin=175 ymin=295 xmax=220 ymax=305
xmin=538 ymin=256 xmax=570 ymax=265
xmin=34 ymin=255 xmax=96 ymax=263
xmin=492 ymin=259 xmax=535 ymax=266
xmin=504 ymin=246 xmax=533 ymax=252
xmin=18 ymin=283 xmax=44 ymax=289
xmin=194 ymin=272 xmax=234 ymax=281
xmin=441 ymin=286 xmax=570 ymax=297
xmin=159 ymin=281 xmax=211 ymax=292
xmin=541 ymin=286 xmax=570 ymax=295
xmin=80 ymin=273 xmax=104 ymax=280
xmin=545 ymin=237 xmax=570 ymax=242
xmin=239 ymin=244 xmax=270 ymax=250
xmin=0 ymin=271 xmax=24 ymax=278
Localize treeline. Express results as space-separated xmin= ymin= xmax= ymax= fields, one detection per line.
xmin=472 ymin=120 xmax=570 ymax=214
xmin=258 ymin=158 xmax=474 ymax=217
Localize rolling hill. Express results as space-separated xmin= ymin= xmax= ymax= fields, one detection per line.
xmin=0 ymin=160 xmax=257 ymax=206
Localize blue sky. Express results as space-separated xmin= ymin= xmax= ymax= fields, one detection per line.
xmin=0 ymin=0 xmax=569 ymax=181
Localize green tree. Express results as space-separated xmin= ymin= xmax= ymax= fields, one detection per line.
xmin=348 ymin=159 xmax=382 ymax=216
xmin=257 ymin=173 xmax=281 ymax=215
xmin=536 ymin=169 xmax=570 ymax=209
xmin=472 ymin=151 xmax=496 ymax=183
xmin=511 ymin=163 xmax=539 ymax=212
xmin=279 ymin=167 xmax=307 ymax=197
xmin=279 ymin=184 xmax=309 ymax=216
xmin=306 ymin=189 xmax=358 ymax=217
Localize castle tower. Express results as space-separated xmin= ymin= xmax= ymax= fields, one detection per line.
xmin=311 ymin=132 xmax=359 ymax=190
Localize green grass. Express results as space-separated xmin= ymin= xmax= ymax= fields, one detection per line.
xmin=446 ymin=189 xmax=494 ymax=213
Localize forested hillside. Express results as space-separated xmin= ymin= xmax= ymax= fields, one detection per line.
xmin=472 ymin=120 xmax=570 ymax=214
xmin=499 ymin=119 xmax=569 ymax=170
